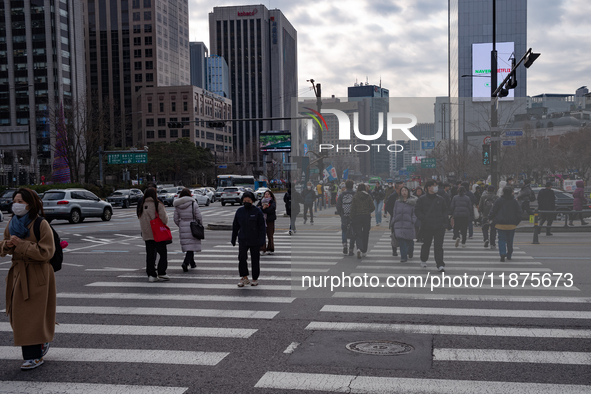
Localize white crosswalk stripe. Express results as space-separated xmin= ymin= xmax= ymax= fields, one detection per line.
xmin=0 ymin=381 xmax=188 ymax=394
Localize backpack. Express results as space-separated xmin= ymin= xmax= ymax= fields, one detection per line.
xmin=33 ymin=217 xmax=63 ymax=272
xmin=341 ymin=192 xmax=354 ymax=216
xmin=484 ymin=198 xmax=495 ymax=215
xmin=529 ymin=189 xmax=536 ymax=202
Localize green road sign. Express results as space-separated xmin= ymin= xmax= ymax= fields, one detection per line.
xmin=108 ymin=152 xmax=148 ymax=164
xmin=421 ymin=158 xmax=436 ymax=169
xmin=407 ymin=165 xmax=416 ymax=172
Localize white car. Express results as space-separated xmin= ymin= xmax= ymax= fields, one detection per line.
xmin=254 ymin=187 xmax=270 ymax=200
xmin=195 ymin=188 xmax=214 ymax=203
xmin=190 ymin=189 xmax=211 ymax=206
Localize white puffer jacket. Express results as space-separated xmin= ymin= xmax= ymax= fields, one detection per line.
xmin=173 ymin=196 xmax=203 ymax=252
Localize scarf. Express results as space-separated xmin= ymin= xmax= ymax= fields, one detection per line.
xmin=9 ymin=212 xmax=33 ymax=239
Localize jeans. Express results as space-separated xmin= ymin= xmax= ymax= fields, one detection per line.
xmin=352 ymin=214 xmax=371 ymax=253
xmin=374 ymin=200 xmax=384 ymax=225
xmin=398 ymin=238 xmax=414 ymax=260
xmin=340 ymin=216 xmax=355 ymax=249
xmin=453 ymin=217 xmax=469 ymax=244
xmin=238 ymin=243 xmax=260 ymax=280
xmin=497 ymin=229 xmax=515 ymax=258
xmin=22 ymin=344 xmax=43 ymax=360
xmin=468 ymin=220 xmax=474 ymax=237
xmin=261 ymin=221 xmax=275 ymax=252
xmin=420 ymin=228 xmax=445 ymax=267
xmin=303 ymin=203 xmax=314 ymax=223
xmin=145 ymin=240 xmax=168 ymax=277
xmin=481 ymin=218 xmax=497 ymax=245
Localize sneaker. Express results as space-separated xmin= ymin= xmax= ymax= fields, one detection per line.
xmin=469 ymin=236 xmax=473 ymax=239
xmin=21 ymin=358 xmax=44 ymax=370
xmin=507 ymin=256 xmax=512 ymax=261
xmin=348 ymin=250 xmax=354 ymax=256
xmin=289 ymin=230 xmax=293 ymax=235
xmin=238 ymin=277 xmax=250 ymax=287
xmin=376 ymin=223 xmax=381 ymax=226
xmin=343 ymin=245 xmax=348 ymax=255
xmin=148 ymin=276 xmax=159 ymax=282
xmin=408 ymin=253 xmax=413 ymax=259
xmin=461 ymin=244 xmax=466 ymax=248
xmin=310 ymin=221 xmax=314 ymax=225
xmin=261 ymin=251 xmax=268 ymax=256
xmin=362 ymin=252 xmax=367 ymax=257
xmin=250 ymin=280 xmax=259 ymax=286
xmin=437 ymin=266 xmax=445 ymax=272
xmin=158 ymin=274 xmax=170 ymax=281
xmin=500 ymin=254 xmax=506 ymax=262
xmin=420 ymin=261 xmax=427 ymax=268
xmin=484 ymin=240 xmax=489 ymax=248
xmin=392 ymin=251 xmax=398 ymax=257
xmin=400 ymin=259 xmax=407 ymax=263
xmin=357 ymin=250 xmax=361 ymax=259
xmin=267 ymin=251 xmax=274 ymax=255
xmin=455 ymin=238 xmax=460 ymax=248
xmin=490 ymin=244 xmax=497 ymax=249
xmin=41 ymin=343 xmax=50 ymax=357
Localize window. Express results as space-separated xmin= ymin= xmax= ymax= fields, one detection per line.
xmin=146 ymin=73 xmax=153 ymax=82
xmin=133 ymin=24 xmax=141 ymax=33
xmin=134 ymin=49 xmax=142 ymax=58
xmin=158 ymin=129 xmax=166 ymax=138
xmin=146 ymin=130 xmax=155 ymax=139
xmin=158 ymin=118 xmax=165 ymax=126
xmin=145 ymin=61 xmax=153 ymax=70
xmin=159 ymin=103 xmax=164 ymax=112
xmin=170 ymin=129 xmax=178 ymax=138
xmin=132 ymin=0 xmax=140 ymax=8
xmin=145 ymin=49 xmax=152 ymax=57
xmin=146 ymin=119 xmax=154 ymax=127
xmin=144 ymin=11 xmax=151 ymax=21
xmin=134 ymin=61 xmax=142 ymax=70
xmin=144 ymin=24 xmax=152 ymax=33
xmin=132 ymin=12 xmax=140 ymax=21
xmin=206 ymin=132 xmax=214 ymax=140
xmin=182 ymin=129 xmax=190 ymax=138
xmin=171 ymin=102 xmax=176 ymax=112
xmin=144 ymin=0 xmax=152 ymax=7
xmin=145 ymin=36 xmax=152 ymax=45
xmin=135 ymin=74 xmax=143 ymax=82
xmin=134 ymin=37 xmax=141 ymax=46
xmin=183 ymin=102 xmax=188 ymax=111
xmin=148 ymin=103 xmax=152 ymax=113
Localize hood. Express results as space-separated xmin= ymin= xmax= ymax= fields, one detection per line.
xmin=576 ymin=180 xmax=584 ymax=188
xmin=398 ymin=195 xmax=417 ymax=206
xmin=173 ymin=196 xmax=195 ymax=208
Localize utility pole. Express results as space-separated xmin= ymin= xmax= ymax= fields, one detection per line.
xmin=490 ymin=0 xmax=499 ymax=189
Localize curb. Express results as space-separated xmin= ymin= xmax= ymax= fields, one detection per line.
xmin=207 ymin=222 xmax=233 ymax=231
xmin=516 ymin=225 xmax=591 ymax=233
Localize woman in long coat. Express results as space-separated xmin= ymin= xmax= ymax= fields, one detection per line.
xmin=1 ymin=188 xmax=55 ymax=370
xmin=391 ymin=186 xmax=417 ymax=262
xmin=174 ymin=188 xmax=203 ymax=271
xmin=138 ymin=187 xmax=170 ymax=282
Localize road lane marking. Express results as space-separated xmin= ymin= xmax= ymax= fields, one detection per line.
xmin=0 ymin=381 xmax=188 ymax=394
xmin=434 ymin=348 xmax=591 ymax=365
xmin=320 ymin=305 xmax=591 ymax=319
xmin=117 ymin=274 xmax=294 ymax=281
xmin=58 ymin=292 xmax=295 ymax=303
xmin=56 ymin=306 xmax=279 ymax=319
xmin=332 ymin=292 xmax=591 ymax=303
xmin=85 ymin=281 xmax=296 ymax=291
xmin=283 ymin=342 xmax=300 ymax=354
xmin=254 ymin=372 xmax=591 ymax=393
xmin=0 ymin=346 xmax=227 ymax=366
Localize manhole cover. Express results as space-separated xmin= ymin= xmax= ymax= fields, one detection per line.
xmin=346 ymin=340 xmax=415 ymax=356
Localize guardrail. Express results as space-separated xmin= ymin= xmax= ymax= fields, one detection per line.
xmin=531 ymin=209 xmax=583 ymax=244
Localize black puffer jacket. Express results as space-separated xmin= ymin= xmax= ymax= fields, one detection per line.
xmin=257 ymin=198 xmax=277 ymax=222
xmin=537 ymin=188 xmax=555 ymax=211
xmin=489 ymin=195 xmax=522 ymax=226
xmin=415 ymin=193 xmax=448 ymax=230
xmin=449 ymin=194 xmax=474 ymax=219
xmin=231 ymin=205 xmax=266 ymax=246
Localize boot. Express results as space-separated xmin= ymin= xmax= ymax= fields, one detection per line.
xmin=190 ymin=261 xmax=196 ymax=268
xmin=181 ymin=262 xmax=188 ymax=272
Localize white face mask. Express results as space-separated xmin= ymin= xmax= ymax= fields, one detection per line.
xmin=12 ymin=202 xmax=29 ymax=216
xmin=432 ymin=186 xmax=439 ymax=193
xmin=307 ymin=186 xmax=312 ymax=189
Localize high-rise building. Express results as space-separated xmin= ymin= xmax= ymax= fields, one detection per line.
xmin=448 ymin=0 xmax=527 ymax=144
xmin=348 ymin=83 xmax=390 ymax=176
xmin=189 ymin=41 xmax=207 ymax=88
xmin=206 ymin=55 xmax=229 ymax=98
xmin=209 ymin=5 xmax=297 ymax=167
xmin=0 ymin=0 xmax=85 ymax=185
xmin=83 ymin=0 xmax=190 ymax=148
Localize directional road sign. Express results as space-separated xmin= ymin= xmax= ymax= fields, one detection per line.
xmin=108 ymin=152 xmax=148 ymax=164
xmin=502 ymin=140 xmax=517 ymax=146
xmin=421 ymin=158 xmax=436 ymax=169
xmin=505 ymin=130 xmax=523 ymax=137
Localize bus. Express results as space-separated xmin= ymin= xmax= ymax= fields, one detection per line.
xmin=368 ymin=176 xmax=382 ymax=190
xmin=216 ymin=175 xmax=256 ymax=189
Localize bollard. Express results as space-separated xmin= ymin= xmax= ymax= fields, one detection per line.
xmin=532 ymin=212 xmax=540 ymax=244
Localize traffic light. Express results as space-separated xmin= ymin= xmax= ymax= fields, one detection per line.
xmin=482 ymin=144 xmax=491 ymax=166
xmin=524 ymin=51 xmax=541 ymax=68
xmin=207 ymin=121 xmax=226 ymax=128
xmin=167 ymin=122 xmax=185 ymax=128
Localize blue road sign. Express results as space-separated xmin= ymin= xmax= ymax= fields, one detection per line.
xmin=218 ymin=165 xmax=228 ymax=169
xmin=502 ymin=140 xmax=517 ymax=146
xmin=421 ymin=141 xmax=435 ymax=150
xmin=505 ymin=131 xmax=523 ymax=137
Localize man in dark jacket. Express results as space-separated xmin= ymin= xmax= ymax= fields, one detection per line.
xmin=537 ymin=182 xmax=556 ymax=235
xmin=372 ymin=182 xmax=386 ymax=226
xmin=231 ymin=191 xmax=266 ymax=287
xmin=415 ymin=180 xmax=448 ymax=272
xmin=301 ymin=182 xmax=316 ymax=225
xmin=285 ymin=184 xmax=303 ymax=235
xmin=336 ymin=180 xmax=356 ymax=255
xmin=517 ymin=179 xmax=535 ymax=215
xmin=437 ymin=181 xmax=451 ymax=209
xmin=461 ymin=182 xmax=477 ymax=238
xmin=489 ymin=187 xmax=522 ymax=262
xmin=478 ymin=185 xmax=498 ymax=248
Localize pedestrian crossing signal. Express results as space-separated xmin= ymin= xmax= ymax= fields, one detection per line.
xmin=482 ymin=144 xmax=491 ymax=166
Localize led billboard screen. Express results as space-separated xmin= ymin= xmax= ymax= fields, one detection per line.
xmin=260 ymin=132 xmax=291 ymax=152
xmin=472 ymin=42 xmax=515 ymax=101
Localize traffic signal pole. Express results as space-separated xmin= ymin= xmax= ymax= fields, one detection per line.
xmin=490 ymin=0 xmax=499 ymax=189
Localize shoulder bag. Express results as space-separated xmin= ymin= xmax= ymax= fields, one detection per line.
xmin=190 ymin=201 xmax=205 ymax=240
xmin=150 ymin=204 xmax=173 ymax=243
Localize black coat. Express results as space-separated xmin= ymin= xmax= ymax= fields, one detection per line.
xmin=437 ymin=188 xmax=451 ymax=209
xmin=257 ymin=199 xmax=277 ymax=222
xmin=384 ymin=191 xmax=399 ymax=216
xmin=489 ymin=196 xmax=522 ymax=226
xmin=537 ymin=188 xmax=556 ymax=211
xmin=231 ymin=205 xmax=266 ymax=246
xmin=415 ymin=193 xmax=448 ymax=230
xmin=449 ymin=194 xmax=474 ymax=219
xmin=301 ymin=188 xmax=316 ymax=205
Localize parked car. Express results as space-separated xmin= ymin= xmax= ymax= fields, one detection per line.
xmin=158 ymin=189 xmax=176 ymax=207
xmin=0 ymin=189 xmax=17 ymax=213
xmin=194 ymin=188 xmax=214 ymax=203
xmin=107 ymin=188 xmax=143 ymax=208
xmin=42 ymin=189 xmax=113 ymax=224
xmin=254 ymin=187 xmax=270 ymax=201
xmin=220 ymin=187 xmax=244 ymax=206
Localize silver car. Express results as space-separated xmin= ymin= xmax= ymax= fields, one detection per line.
xmin=42 ymin=189 xmax=113 ymax=224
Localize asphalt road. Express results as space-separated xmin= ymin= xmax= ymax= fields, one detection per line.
xmin=1 ymin=196 xmax=590 ymax=393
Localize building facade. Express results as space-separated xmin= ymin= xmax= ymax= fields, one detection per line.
xmin=209 ymin=5 xmax=297 ymax=168
xmin=84 ymin=0 xmax=190 ymax=148
xmin=134 ymin=85 xmax=232 ymax=158
xmin=189 ymin=41 xmax=207 ymax=88
xmin=0 ymin=0 xmax=85 ymax=185
xmin=206 ymin=55 xmax=229 ymax=98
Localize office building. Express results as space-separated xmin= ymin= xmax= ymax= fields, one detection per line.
xmin=83 ymin=0 xmax=190 ymax=148
xmin=209 ymin=5 xmax=297 ymax=167
xmin=0 ymin=0 xmax=85 ymax=185
xmin=134 ymin=85 xmax=232 ymax=156
xmin=448 ymin=0 xmax=527 ymax=144
xmin=189 ymin=41 xmax=208 ymax=88
xmin=206 ymin=55 xmax=229 ymax=98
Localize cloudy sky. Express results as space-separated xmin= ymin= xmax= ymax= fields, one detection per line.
xmin=188 ymin=0 xmax=591 ymax=98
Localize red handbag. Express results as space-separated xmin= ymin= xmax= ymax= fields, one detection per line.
xmin=150 ymin=208 xmax=172 ymax=243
